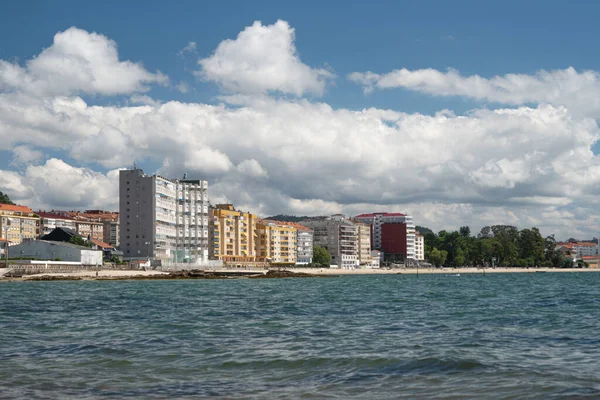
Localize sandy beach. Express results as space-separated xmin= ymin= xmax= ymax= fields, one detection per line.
xmin=293 ymin=267 xmax=600 ymax=275
xmin=2 ymin=266 xmax=596 ymax=281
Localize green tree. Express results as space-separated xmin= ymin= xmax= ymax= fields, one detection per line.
xmin=459 ymin=226 xmax=471 ymax=238
xmin=428 ymin=247 xmax=448 ymax=267
xmin=69 ymin=236 xmax=92 ymax=248
xmin=416 ymin=226 xmax=434 ymax=236
xmin=518 ymin=228 xmax=545 ymax=267
xmin=0 ymin=191 xmax=14 ymax=205
xmin=313 ymin=246 xmax=331 ymax=266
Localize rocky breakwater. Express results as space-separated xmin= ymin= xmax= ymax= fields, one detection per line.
xmin=249 ymin=270 xmax=329 ymax=279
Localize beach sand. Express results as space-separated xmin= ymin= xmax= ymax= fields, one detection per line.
xmin=3 ymin=267 xmax=597 ymax=281
xmin=292 ymin=267 xmax=599 ymax=275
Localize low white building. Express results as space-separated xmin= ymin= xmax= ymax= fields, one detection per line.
xmin=7 ymin=240 xmax=103 ymax=265
xmin=369 ymin=250 xmax=382 ymax=268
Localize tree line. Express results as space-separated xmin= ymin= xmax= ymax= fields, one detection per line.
xmin=422 ymin=225 xmax=579 ymax=268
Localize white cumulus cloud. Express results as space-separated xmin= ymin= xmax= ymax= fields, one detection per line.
xmin=349 ymin=67 xmax=600 ymax=117
xmin=197 ymin=20 xmax=334 ymax=96
xmin=0 ymin=27 xmax=167 ymax=96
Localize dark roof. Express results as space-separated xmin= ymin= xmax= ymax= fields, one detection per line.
xmin=40 ymin=227 xmax=84 ymax=241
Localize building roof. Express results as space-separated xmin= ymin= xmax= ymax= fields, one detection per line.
xmin=40 ymin=227 xmax=83 ymax=242
xmin=36 ymin=211 xmax=76 ymax=220
xmin=261 ymin=219 xmax=312 ymax=231
xmin=0 ymin=204 xmax=35 ymax=214
xmin=354 ymin=212 xmax=406 ymax=218
xmin=557 ymin=242 xmax=598 ymax=248
xmin=90 ymin=238 xmax=115 ymax=249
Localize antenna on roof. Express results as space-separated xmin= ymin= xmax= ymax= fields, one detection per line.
xmin=183 ymin=173 xmax=187 ymax=180
xmin=133 ymin=161 xmax=137 ymax=170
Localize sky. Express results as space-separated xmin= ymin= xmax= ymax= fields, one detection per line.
xmin=1 ymin=0 xmax=600 ymax=240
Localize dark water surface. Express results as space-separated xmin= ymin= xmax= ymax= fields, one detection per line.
xmin=2 ymin=273 xmax=600 ymax=399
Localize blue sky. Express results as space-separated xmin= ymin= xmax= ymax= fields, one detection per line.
xmin=1 ymin=0 xmax=600 ymax=238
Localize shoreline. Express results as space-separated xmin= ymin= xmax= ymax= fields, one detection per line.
xmin=1 ymin=267 xmax=598 ymax=282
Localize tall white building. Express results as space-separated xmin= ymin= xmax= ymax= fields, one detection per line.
xmin=415 ymin=232 xmax=425 ymax=261
xmin=119 ymin=168 xmax=209 ymax=264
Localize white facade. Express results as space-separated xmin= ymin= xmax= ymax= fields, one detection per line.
xmin=8 ymin=240 xmax=103 ymax=265
xmin=296 ymin=229 xmax=313 ymax=265
xmin=120 ymin=169 xmax=209 ymax=265
xmin=39 ymin=216 xmax=76 ymax=237
xmin=354 ymin=212 xmax=416 ymax=261
xmin=415 ymin=233 xmax=425 ymax=261
xmin=574 ymin=243 xmax=598 ymax=257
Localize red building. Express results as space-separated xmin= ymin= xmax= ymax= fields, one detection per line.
xmin=380 ymin=223 xmax=407 ymax=262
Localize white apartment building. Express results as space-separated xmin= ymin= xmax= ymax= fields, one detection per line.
xmin=119 ymin=169 xmax=209 ymax=264
xmin=354 ymin=212 xmax=416 ymax=261
xmin=415 ymin=232 xmax=425 ymax=261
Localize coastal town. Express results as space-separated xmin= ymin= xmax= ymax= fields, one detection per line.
xmin=0 ymin=167 xmax=598 ymax=276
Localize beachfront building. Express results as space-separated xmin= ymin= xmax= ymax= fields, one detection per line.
xmin=0 ymin=204 xmax=39 ymax=245
xmin=300 ymin=215 xmax=359 ymax=268
xmin=295 ymin=223 xmax=313 ymax=265
xmin=415 ymin=232 xmax=425 ymax=261
xmin=370 ymin=250 xmax=382 ymax=268
xmin=256 ymin=220 xmax=297 ymax=265
xmin=261 ymin=220 xmax=313 ymax=265
xmin=556 ymin=241 xmax=598 ymax=259
xmin=353 ymin=220 xmax=372 ymax=267
xmin=119 ymin=168 xmax=210 ymax=264
xmin=209 ymin=204 xmax=258 ymax=266
xmin=354 ymin=212 xmax=416 ymax=263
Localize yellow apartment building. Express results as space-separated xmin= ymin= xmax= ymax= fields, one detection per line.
xmin=256 ymin=220 xmax=297 ymax=266
xmin=0 ymin=204 xmax=40 ymax=245
xmin=353 ymin=219 xmax=373 ymax=267
xmin=210 ymin=204 xmax=258 ymax=266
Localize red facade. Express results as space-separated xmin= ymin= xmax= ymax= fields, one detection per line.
xmin=380 ymin=223 xmax=407 ymax=256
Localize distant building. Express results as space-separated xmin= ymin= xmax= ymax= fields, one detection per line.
xmin=415 ymin=232 xmax=425 ymax=261
xmin=556 ymin=242 xmax=598 ymax=259
xmin=41 ymin=227 xmax=84 ymax=243
xmin=37 ymin=210 xmax=117 ymax=244
xmin=8 ymin=240 xmax=102 ymax=265
xmin=352 ymin=220 xmax=372 ymax=267
xmin=0 ymin=204 xmax=39 ymax=245
xmin=77 ymin=210 xmax=120 ymax=247
xmin=370 ymin=250 xmax=382 ymax=268
xmin=262 ymin=220 xmax=314 ymax=265
xmin=210 ymin=204 xmax=258 ymax=266
xmin=119 ymin=168 xmax=210 ymax=264
xmin=354 ymin=212 xmax=416 ymax=263
xmin=90 ymin=238 xmax=123 ymax=261
xmin=37 ymin=211 xmax=77 ymax=237
xmin=300 ymin=215 xmax=359 ymax=268
xmin=256 ymin=220 xmax=297 ymax=265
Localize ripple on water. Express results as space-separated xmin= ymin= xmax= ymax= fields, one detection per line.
xmin=1 ymin=274 xmax=600 ymax=399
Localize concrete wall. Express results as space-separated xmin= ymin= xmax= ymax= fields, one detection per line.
xmin=7 ymin=240 xmax=103 ymax=265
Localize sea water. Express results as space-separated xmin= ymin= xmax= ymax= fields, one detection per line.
xmin=1 ymin=273 xmax=600 ymax=399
